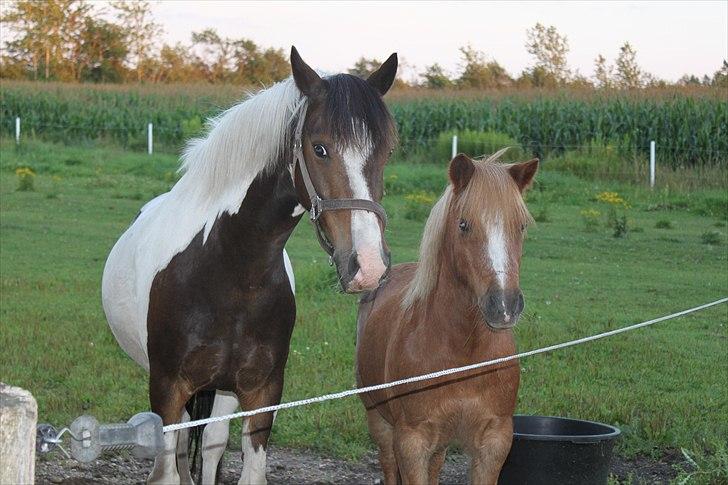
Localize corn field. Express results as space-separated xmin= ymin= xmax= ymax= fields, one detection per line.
xmin=1 ymin=81 xmax=726 ymax=167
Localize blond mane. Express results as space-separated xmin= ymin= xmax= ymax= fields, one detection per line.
xmin=402 ymin=149 xmax=533 ymax=310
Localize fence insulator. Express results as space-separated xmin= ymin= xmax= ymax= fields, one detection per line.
xmin=36 ymin=412 xmax=164 ymax=463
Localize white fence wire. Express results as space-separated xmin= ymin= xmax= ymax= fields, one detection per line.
xmin=163 ymin=297 xmax=728 ymax=433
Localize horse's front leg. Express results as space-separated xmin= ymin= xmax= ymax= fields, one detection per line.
xmin=465 ymin=416 xmax=513 ymax=485
xmin=198 ymin=390 xmax=240 ymax=484
xmin=148 ymin=374 xmax=193 ymax=485
xmin=236 ymin=375 xmax=284 ymax=485
xmin=393 ymin=425 xmax=437 ymax=485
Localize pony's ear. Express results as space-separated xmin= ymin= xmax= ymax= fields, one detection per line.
xmin=449 ymin=153 xmax=475 ymax=194
xmin=291 ymin=46 xmax=325 ymax=98
xmin=508 ymin=158 xmax=539 ymax=193
xmin=367 ymin=53 xmax=398 ymax=96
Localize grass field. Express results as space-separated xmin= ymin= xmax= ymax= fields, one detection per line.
xmin=1 ymin=139 xmax=727 ymax=480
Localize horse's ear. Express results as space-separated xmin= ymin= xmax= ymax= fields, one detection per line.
xmin=291 ymin=46 xmax=325 ymax=98
xmin=449 ymin=153 xmax=475 ymax=194
xmin=508 ymin=158 xmax=539 ymax=193
xmin=367 ymin=53 xmax=398 ymax=96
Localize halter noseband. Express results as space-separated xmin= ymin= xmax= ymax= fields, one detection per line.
xmin=292 ymin=104 xmax=388 ymax=257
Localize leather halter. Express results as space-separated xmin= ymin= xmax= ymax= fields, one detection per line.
xmin=292 ymin=104 xmax=388 ymax=257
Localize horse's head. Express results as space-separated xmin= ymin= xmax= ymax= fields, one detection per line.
xmin=444 ymin=152 xmax=539 ymax=330
xmin=290 ymin=47 xmax=398 ymax=293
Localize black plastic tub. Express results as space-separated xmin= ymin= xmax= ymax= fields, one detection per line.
xmin=498 ymin=415 xmax=621 ymax=485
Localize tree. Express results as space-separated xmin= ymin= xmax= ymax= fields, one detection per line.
xmin=593 ymin=54 xmax=612 ymax=88
xmin=516 ymin=65 xmax=558 ymax=88
xmin=231 ymin=40 xmax=288 ymax=85
xmin=191 ymin=28 xmax=234 ymax=82
xmin=1 ymin=0 xmax=91 ymax=80
xmin=113 ymin=0 xmax=162 ymax=82
xmin=711 ymin=60 xmax=728 ymax=88
xmin=420 ymin=63 xmax=452 ymax=88
xmin=77 ymin=17 xmax=127 ymax=82
xmin=348 ymin=57 xmax=381 ymax=78
xmin=525 ymin=23 xmax=570 ymax=84
xmin=614 ymin=42 xmax=642 ymax=89
xmin=457 ymin=46 xmax=512 ymax=89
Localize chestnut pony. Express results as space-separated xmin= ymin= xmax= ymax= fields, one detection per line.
xmin=102 ymin=47 xmax=398 ymax=485
xmin=356 ymin=151 xmax=538 ymax=485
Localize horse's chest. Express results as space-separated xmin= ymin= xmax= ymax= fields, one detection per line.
xmin=148 ymin=269 xmax=296 ymax=392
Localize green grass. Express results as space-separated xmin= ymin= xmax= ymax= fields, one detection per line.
xmin=1 ymin=139 xmax=727 ymax=473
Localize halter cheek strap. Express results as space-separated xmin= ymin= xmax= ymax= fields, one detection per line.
xmin=292 ymin=104 xmax=388 ymax=257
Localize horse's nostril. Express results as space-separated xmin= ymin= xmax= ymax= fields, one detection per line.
xmin=347 ymin=251 xmax=360 ymax=278
xmin=515 ymin=291 xmax=525 ymax=315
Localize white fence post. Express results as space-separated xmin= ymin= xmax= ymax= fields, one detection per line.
xmin=0 ymin=383 xmax=37 ymax=484
xmin=649 ymin=140 xmax=655 ymax=188
xmin=451 ymin=135 xmax=458 ymax=159
xmin=15 ymin=117 xmax=20 ymax=145
xmin=148 ymin=123 xmax=153 ymax=155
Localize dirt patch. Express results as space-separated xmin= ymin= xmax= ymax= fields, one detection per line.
xmin=36 ymin=446 xmax=680 ymax=484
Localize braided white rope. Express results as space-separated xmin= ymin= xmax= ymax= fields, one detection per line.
xmin=163 ymin=297 xmax=727 ymax=433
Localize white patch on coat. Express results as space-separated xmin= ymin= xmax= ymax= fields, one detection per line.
xmin=102 ymin=78 xmax=305 ymax=369
xmin=200 ymin=391 xmax=239 ymax=484
xmin=290 ymin=203 xmax=305 ymax=218
xmin=486 ymin=217 xmax=508 ymax=288
xmin=239 ymin=419 xmax=268 ymax=485
xmin=148 ymin=429 xmax=180 ymax=484
xmin=283 ymin=249 xmax=295 ymax=293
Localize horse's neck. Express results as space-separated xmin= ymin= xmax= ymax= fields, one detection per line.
xmin=211 ymin=164 xmax=301 ymax=270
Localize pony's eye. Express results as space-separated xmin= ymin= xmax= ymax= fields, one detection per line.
xmin=313 ymin=144 xmax=328 ymax=158
xmin=458 ymin=219 xmax=469 ymax=232
xmin=520 ymin=223 xmax=527 ymax=232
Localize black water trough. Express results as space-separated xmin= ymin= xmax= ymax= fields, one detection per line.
xmin=498 ymin=415 xmax=621 ymax=485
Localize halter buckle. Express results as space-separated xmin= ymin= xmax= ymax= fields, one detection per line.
xmin=310 ymin=196 xmax=323 ymax=221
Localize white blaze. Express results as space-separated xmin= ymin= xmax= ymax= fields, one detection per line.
xmin=339 ymin=131 xmax=386 ymax=289
xmin=486 ymin=218 xmax=508 ymax=289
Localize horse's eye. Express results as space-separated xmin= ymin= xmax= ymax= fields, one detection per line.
xmin=520 ymin=223 xmax=527 ymax=232
xmin=313 ymin=144 xmax=328 ymax=158
xmin=459 ymin=219 xmax=469 ymax=232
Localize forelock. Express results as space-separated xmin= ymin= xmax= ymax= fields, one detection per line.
xmin=322 ymin=74 xmax=397 ymax=152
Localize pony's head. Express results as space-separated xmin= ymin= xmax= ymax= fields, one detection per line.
xmin=290 ymin=47 xmax=398 ymax=293
xmin=405 ymin=151 xmax=538 ymax=330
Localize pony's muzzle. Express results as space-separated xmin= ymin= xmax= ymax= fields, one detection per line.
xmin=479 ymin=288 xmax=525 ymax=330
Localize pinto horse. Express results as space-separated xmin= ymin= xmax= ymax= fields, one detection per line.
xmin=356 ymin=151 xmax=538 ymax=485
xmin=102 ymin=47 xmax=398 ymax=484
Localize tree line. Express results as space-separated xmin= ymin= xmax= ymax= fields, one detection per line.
xmin=1 ymin=1 xmax=726 ymax=89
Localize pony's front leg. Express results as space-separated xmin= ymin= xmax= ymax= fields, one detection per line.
xmin=199 ymin=391 xmax=240 ymax=484
xmin=148 ymin=376 xmax=192 ymax=485
xmin=236 ymin=379 xmax=284 ymax=485
xmin=393 ymin=425 xmax=437 ymax=485
xmin=465 ymin=416 xmax=513 ymax=485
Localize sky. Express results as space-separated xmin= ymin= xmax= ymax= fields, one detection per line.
xmin=150 ymin=0 xmax=728 ymax=82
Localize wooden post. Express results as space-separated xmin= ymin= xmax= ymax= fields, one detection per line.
xmin=0 ymin=383 xmax=37 ymax=484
